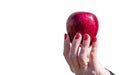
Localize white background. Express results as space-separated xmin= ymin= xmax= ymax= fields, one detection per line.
xmin=0 ymin=0 xmax=119 ymax=75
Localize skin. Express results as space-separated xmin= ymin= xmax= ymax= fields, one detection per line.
xmin=63 ymin=33 xmax=110 ymax=75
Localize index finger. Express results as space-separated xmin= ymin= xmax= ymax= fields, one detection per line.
xmin=63 ymin=33 xmax=75 ymax=72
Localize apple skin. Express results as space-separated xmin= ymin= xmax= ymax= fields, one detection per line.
xmin=66 ymin=11 xmax=99 ymax=45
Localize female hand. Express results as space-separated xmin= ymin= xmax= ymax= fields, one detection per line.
xmin=63 ymin=33 xmax=110 ymax=75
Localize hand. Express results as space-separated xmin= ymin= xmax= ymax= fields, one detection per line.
xmin=63 ymin=33 xmax=110 ymax=75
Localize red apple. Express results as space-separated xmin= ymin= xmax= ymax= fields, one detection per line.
xmin=66 ymin=11 xmax=98 ymax=45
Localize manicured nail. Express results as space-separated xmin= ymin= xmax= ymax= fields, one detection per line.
xmin=83 ymin=34 xmax=88 ymax=40
xmin=75 ymin=33 xmax=80 ymax=39
xmin=93 ymin=37 xmax=97 ymax=42
xmin=64 ymin=33 xmax=67 ymax=39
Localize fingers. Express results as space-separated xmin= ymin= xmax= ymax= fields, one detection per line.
xmin=64 ymin=33 xmax=98 ymax=74
xmin=89 ymin=37 xmax=98 ymax=69
xmin=90 ymin=37 xmax=98 ymax=62
xmin=69 ymin=32 xmax=82 ymax=71
xmin=63 ymin=33 xmax=75 ymax=72
xmin=63 ymin=33 xmax=70 ymax=58
xmin=78 ymin=34 xmax=90 ymax=70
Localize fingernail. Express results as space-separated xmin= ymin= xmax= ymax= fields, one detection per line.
xmin=75 ymin=33 xmax=80 ymax=39
xmin=93 ymin=37 xmax=97 ymax=42
xmin=83 ymin=34 xmax=88 ymax=40
xmin=64 ymin=33 xmax=67 ymax=39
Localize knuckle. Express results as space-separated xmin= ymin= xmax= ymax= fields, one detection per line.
xmin=79 ymin=55 xmax=86 ymax=64
xmin=81 ymin=47 xmax=87 ymax=50
xmin=93 ymin=48 xmax=97 ymax=51
xmin=63 ymin=51 xmax=66 ymax=57
xmin=69 ymin=53 xmax=76 ymax=60
xmin=90 ymin=52 xmax=96 ymax=58
xmin=63 ymin=53 xmax=66 ymax=57
xmin=91 ymin=71 xmax=97 ymax=75
xmin=63 ymin=51 xmax=68 ymax=58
